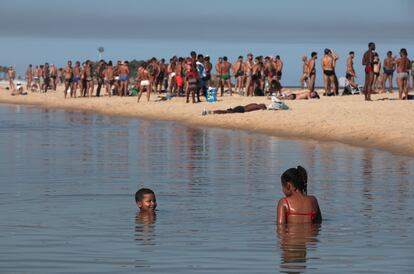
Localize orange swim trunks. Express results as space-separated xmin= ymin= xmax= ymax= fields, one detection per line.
xmin=176 ymin=75 xmax=183 ymax=88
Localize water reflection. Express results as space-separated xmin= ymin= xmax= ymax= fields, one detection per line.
xmin=277 ymin=224 xmax=320 ymax=273
xmin=135 ymin=211 xmax=157 ymax=245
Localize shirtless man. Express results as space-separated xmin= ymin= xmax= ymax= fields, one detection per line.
xmin=252 ymin=56 xmax=263 ymax=96
xmin=185 ymin=55 xmax=199 ymax=103
xmin=42 ymin=63 xmax=50 ymax=93
xmin=147 ymin=58 xmax=159 ymax=93
xmin=204 ymin=56 xmax=213 ymax=87
xmin=175 ymin=57 xmax=185 ymax=96
xmin=308 ymin=52 xmax=317 ymax=96
xmin=72 ymin=61 xmax=81 ymax=98
xmin=233 ymin=56 xmax=244 ymax=94
xmin=104 ymin=61 xmax=114 ymax=97
xmin=263 ymin=56 xmax=275 ymax=94
xmin=215 ymin=57 xmax=223 ymax=95
xmin=244 ymin=53 xmax=254 ymax=96
xmin=49 ymin=64 xmax=57 ymax=91
xmin=167 ymin=57 xmax=176 ymax=97
xmin=7 ymin=66 xmax=16 ymax=91
xmin=84 ymin=61 xmax=94 ymax=97
xmin=346 ymin=51 xmax=357 ymax=89
xmin=382 ymin=51 xmax=395 ymax=93
xmin=322 ymin=49 xmax=336 ymax=96
xmin=155 ymin=59 xmax=166 ymax=93
xmin=63 ymin=60 xmax=73 ymax=99
xmin=362 ymin=42 xmax=376 ymax=101
xmin=275 ymin=55 xmax=283 ymax=81
xmin=57 ymin=68 xmax=63 ymax=86
xmin=26 ymin=64 xmax=33 ymax=91
xmin=220 ymin=56 xmax=232 ymax=96
xmin=393 ymin=48 xmax=411 ymax=100
xmin=137 ymin=63 xmax=152 ymax=102
xmin=118 ymin=61 xmax=129 ymax=97
xmin=412 ymin=60 xmax=414 ymax=92
xmin=95 ymin=60 xmax=106 ymax=97
xmin=300 ymin=56 xmax=309 ymax=89
xmin=33 ymin=65 xmax=41 ymax=92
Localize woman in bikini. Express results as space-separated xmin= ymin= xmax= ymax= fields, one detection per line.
xmin=276 ymin=166 xmax=322 ymax=224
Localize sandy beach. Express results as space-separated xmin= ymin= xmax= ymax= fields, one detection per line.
xmin=0 ymin=86 xmax=413 ymax=156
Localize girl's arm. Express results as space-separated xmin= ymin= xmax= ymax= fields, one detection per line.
xmin=276 ymin=199 xmax=287 ymax=224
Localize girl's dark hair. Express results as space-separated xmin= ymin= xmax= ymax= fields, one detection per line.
xmin=281 ymin=166 xmax=308 ymax=194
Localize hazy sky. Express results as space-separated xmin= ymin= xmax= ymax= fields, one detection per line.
xmin=1 ymin=0 xmax=413 ymax=85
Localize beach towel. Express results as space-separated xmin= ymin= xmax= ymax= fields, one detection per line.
xmin=268 ymin=96 xmax=289 ymax=110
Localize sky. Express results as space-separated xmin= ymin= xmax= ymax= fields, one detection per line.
xmin=0 ymin=0 xmax=413 ymax=85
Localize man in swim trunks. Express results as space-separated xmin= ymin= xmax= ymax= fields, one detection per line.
xmin=393 ymin=48 xmax=411 ymax=100
xmin=300 ymin=56 xmax=309 ymax=89
xmin=167 ymin=57 xmax=176 ymax=97
xmin=322 ymin=49 xmax=336 ymax=96
xmin=308 ymin=52 xmax=317 ymax=97
xmin=42 ymin=63 xmax=50 ymax=93
xmin=185 ymin=56 xmax=198 ymax=103
xmin=63 ymin=60 xmax=73 ymax=98
xmin=95 ymin=60 xmax=106 ymax=97
xmin=362 ymin=42 xmax=376 ymax=101
xmin=233 ymin=56 xmax=245 ymax=94
xmin=118 ymin=61 xmax=129 ymax=97
xmin=175 ymin=57 xmax=185 ymax=96
xmin=57 ymin=68 xmax=63 ymax=86
xmin=263 ymin=56 xmax=275 ymax=94
xmin=33 ymin=65 xmax=41 ymax=92
xmin=50 ymin=64 xmax=57 ymax=91
xmin=346 ymin=51 xmax=357 ymax=87
xmin=275 ymin=55 xmax=283 ymax=81
xmin=219 ymin=57 xmax=232 ymax=96
xmin=137 ymin=63 xmax=153 ymax=102
xmin=252 ymin=56 xmax=264 ymax=95
xmin=204 ymin=56 xmax=213 ymax=87
xmin=7 ymin=66 xmax=16 ymax=91
xmin=26 ymin=64 xmax=33 ymax=91
xmin=244 ymin=53 xmax=254 ymax=96
xmin=215 ymin=57 xmax=223 ymax=96
xmin=72 ymin=61 xmax=81 ymax=98
xmin=155 ymin=59 xmax=166 ymax=93
xmin=381 ymin=51 xmax=395 ymax=93
xmin=84 ymin=61 xmax=94 ymax=97
xmin=104 ymin=60 xmax=114 ymax=97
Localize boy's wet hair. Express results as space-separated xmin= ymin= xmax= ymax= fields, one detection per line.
xmin=135 ymin=188 xmax=155 ymax=203
xmin=311 ymin=52 xmax=317 ymax=57
xmin=281 ymin=166 xmax=308 ymax=194
xmin=349 ymin=51 xmax=354 ymax=55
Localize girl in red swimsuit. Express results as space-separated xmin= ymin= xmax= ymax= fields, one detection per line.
xmin=276 ymin=166 xmax=322 ymax=224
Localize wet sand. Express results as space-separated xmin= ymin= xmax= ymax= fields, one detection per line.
xmin=1 ymin=86 xmax=413 ymax=156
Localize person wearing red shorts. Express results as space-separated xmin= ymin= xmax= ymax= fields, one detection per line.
xmin=362 ymin=42 xmax=376 ymax=101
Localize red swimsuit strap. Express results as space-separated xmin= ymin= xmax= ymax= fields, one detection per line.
xmin=284 ymin=197 xmax=316 ymax=220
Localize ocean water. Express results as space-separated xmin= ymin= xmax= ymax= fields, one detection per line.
xmin=0 ymin=104 xmax=413 ymax=273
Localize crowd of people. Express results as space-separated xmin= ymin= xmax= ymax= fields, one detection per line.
xmin=4 ymin=43 xmax=414 ymax=101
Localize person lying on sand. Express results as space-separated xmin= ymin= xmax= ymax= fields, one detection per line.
xmin=205 ymin=103 xmax=267 ymax=114
xmin=274 ymin=89 xmax=320 ymax=100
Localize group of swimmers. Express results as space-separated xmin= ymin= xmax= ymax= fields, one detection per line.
xmin=5 ymin=43 xmax=413 ymax=101
xmin=136 ymin=166 xmax=322 ymax=225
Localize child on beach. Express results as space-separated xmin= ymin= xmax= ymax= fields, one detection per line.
xmin=135 ymin=188 xmax=157 ymax=212
xmin=276 ymin=166 xmax=322 ymax=224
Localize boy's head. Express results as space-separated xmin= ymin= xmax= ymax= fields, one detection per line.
xmin=135 ymin=188 xmax=157 ymax=211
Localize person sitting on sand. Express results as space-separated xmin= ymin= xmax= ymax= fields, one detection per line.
xmin=135 ymin=188 xmax=157 ymax=212
xmin=277 ymin=166 xmax=322 ymax=224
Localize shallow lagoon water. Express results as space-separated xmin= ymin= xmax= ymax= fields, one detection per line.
xmin=0 ymin=104 xmax=413 ymax=273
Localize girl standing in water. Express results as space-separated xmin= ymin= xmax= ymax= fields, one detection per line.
xmin=277 ymin=166 xmax=322 ymax=224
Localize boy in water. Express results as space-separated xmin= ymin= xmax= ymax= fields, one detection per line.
xmin=135 ymin=188 xmax=157 ymax=212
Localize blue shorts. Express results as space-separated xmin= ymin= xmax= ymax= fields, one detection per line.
xmin=72 ymin=77 xmax=80 ymax=82
xmin=120 ymin=76 xmax=128 ymax=81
